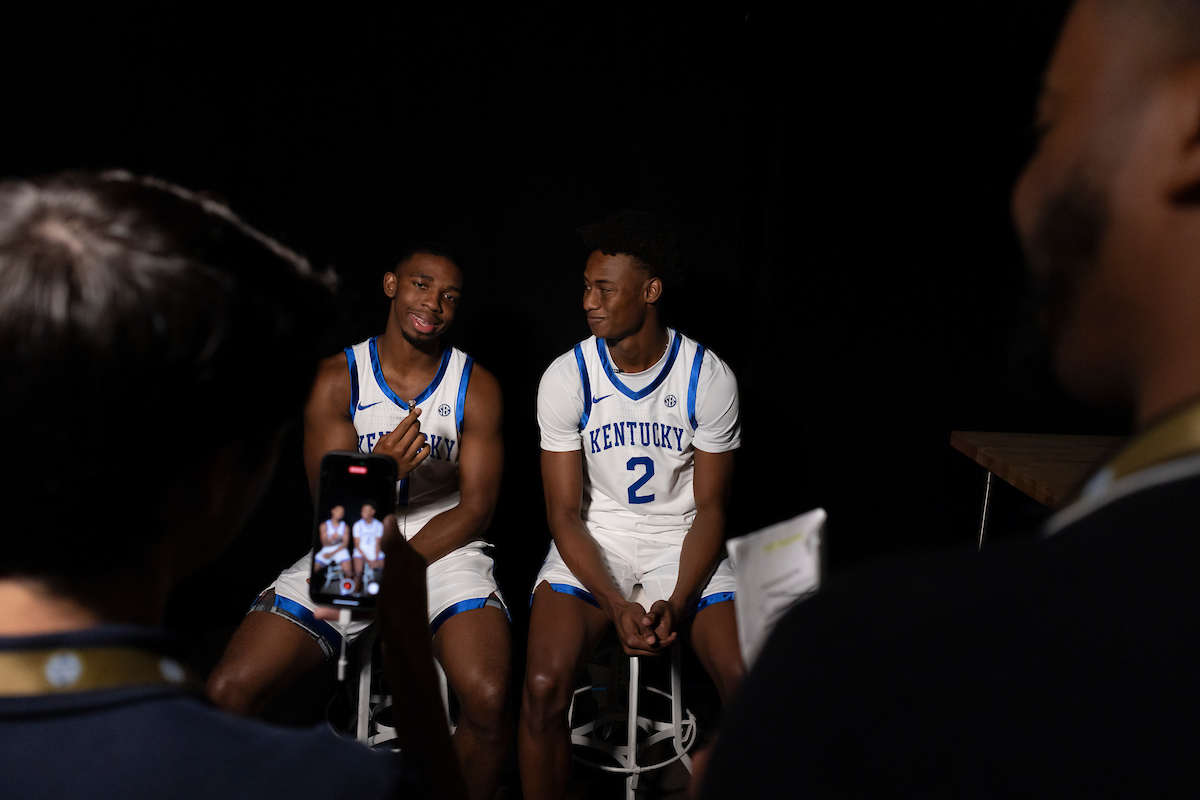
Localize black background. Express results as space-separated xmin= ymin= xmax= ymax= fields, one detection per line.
xmin=1 ymin=4 xmax=1130 ymax=667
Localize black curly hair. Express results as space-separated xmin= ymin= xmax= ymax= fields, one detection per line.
xmin=578 ymin=209 xmax=685 ymax=290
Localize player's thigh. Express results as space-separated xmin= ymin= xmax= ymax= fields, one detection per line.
xmin=208 ymin=597 xmax=328 ymax=706
xmin=525 ymin=581 xmax=612 ymax=691
xmin=686 ymin=599 xmax=744 ymax=692
xmin=433 ymin=605 xmax=512 ymax=714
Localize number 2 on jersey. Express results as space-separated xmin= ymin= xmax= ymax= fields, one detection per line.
xmin=626 ymin=456 xmax=655 ymax=504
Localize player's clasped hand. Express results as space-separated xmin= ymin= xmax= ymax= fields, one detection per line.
xmin=373 ymin=405 xmax=429 ymax=477
xmin=614 ymin=601 xmax=677 ymax=656
xmin=641 ymin=600 xmax=679 ymax=649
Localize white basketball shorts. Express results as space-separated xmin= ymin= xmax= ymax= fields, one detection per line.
xmin=533 ymin=527 xmax=736 ymax=614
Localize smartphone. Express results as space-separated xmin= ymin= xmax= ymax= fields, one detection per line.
xmin=309 ymin=450 xmax=397 ymax=609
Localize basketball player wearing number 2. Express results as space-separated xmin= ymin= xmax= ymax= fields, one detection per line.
xmin=518 ymin=211 xmax=745 ymax=800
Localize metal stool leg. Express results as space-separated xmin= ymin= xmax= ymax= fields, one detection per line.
xmin=670 ymin=644 xmax=692 ymax=772
xmin=436 ymin=658 xmax=455 ymax=733
xmin=356 ymin=625 xmax=377 ymax=742
xmin=626 ymin=655 xmax=640 ymax=800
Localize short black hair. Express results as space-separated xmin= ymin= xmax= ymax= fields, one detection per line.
xmin=391 ymin=243 xmax=463 ymax=277
xmin=0 ymin=171 xmax=335 ymax=579
xmin=578 ymin=209 xmax=685 ymax=290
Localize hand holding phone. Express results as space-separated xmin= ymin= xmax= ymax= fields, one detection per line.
xmin=371 ymin=405 xmax=430 ymax=478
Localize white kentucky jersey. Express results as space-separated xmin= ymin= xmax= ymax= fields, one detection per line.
xmin=345 ymin=337 xmax=475 ymax=538
xmin=538 ymin=329 xmax=740 ymax=542
xmin=353 ymin=517 xmax=385 ymax=560
xmin=321 ymin=519 xmax=347 ymax=547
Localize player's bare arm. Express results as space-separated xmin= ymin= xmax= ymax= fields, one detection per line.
xmin=541 ymin=448 xmax=661 ymax=656
xmin=405 ymin=364 xmax=504 ymax=565
xmin=376 ymin=514 xmax=469 ymax=800
xmin=303 ymin=351 xmax=428 ymax=499
xmin=643 ymin=448 xmax=735 ymax=646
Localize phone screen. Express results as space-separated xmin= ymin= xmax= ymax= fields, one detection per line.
xmin=309 ymin=451 xmax=397 ymax=608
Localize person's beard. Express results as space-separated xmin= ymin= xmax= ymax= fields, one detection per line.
xmin=1005 ymin=169 xmax=1131 ymax=421
xmin=402 ymin=328 xmax=434 ymax=348
xmin=1024 ymin=171 xmax=1110 ymax=349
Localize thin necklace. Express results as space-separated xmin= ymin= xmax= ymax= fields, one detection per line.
xmin=612 ymin=331 xmax=670 ymax=374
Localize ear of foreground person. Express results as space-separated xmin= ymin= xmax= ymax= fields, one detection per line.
xmin=0 ymin=171 xmax=464 ymax=800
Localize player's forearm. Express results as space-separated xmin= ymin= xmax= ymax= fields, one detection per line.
xmin=549 ymin=512 xmax=628 ymax=615
xmin=382 ymin=636 xmax=467 ymax=800
xmin=405 ymin=503 xmax=493 ymax=564
xmin=667 ymin=508 xmax=726 ymax=616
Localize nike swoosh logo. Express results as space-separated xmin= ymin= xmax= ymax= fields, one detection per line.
xmin=592 ymin=394 xmax=613 ymax=404
xmin=357 ymin=401 xmax=382 ymax=410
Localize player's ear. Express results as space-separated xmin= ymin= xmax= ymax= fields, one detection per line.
xmin=644 ymin=277 xmax=663 ymax=304
xmin=383 ymin=271 xmax=398 ymax=298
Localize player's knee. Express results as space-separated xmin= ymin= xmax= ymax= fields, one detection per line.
xmin=457 ymin=672 xmax=509 ymax=731
xmin=522 ymin=665 xmax=572 ymax=720
xmin=712 ymin=653 xmax=745 ymax=704
xmin=206 ymin=665 xmax=263 ymax=717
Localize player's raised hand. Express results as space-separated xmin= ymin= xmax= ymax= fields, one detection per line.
xmin=641 ymin=600 xmax=679 ymax=649
xmin=614 ymin=602 xmax=670 ymax=656
xmin=372 ymin=405 xmax=429 ymax=478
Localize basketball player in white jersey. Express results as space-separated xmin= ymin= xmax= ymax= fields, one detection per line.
xmin=353 ymin=502 xmax=385 ymax=570
xmin=208 ymin=248 xmax=510 ymax=800
xmin=519 ymin=210 xmax=745 ymax=800
xmin=313 ymin=504 xmax=352 ymax=588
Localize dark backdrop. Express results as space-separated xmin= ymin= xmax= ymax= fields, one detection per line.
xmin=0 ymin=3 xmax=1128 ymax=659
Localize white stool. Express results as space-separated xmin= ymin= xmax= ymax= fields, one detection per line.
xmin=320 ymin=563 xmax=343 ymax=593
xmin=349 ymin=624 xmax=454 ymax=749
xmin=567 ymin=587 xmax=697 ymax=800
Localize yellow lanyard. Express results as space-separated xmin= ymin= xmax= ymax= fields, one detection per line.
xmin=1105 ymin=402 xmax=1200 ymax=478
xmin=0 ymin=645 xmax=201 ymax=697
xmin=1078 ymin=400 xmax=1200 ymax=499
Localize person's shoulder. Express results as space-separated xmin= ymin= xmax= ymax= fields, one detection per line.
xmin=542 ymin=337 xmax=595 ymax=381
xmin=44 ymin=693 xmax=396 ymax=800
xmin=669 ymin=330 xmax=733 ymax=373
xmin=198 ymin=706 xmax=394 ymax=798
xmin=312 ymin=349 xmax=353 ymax=396
xmin=463 ymin=358 xmax=501 ymax=401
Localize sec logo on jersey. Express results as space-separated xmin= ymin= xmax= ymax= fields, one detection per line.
xmin=439 ymin=404 xmax=451 ymax=416
xmin=664 ymin=395 xmax=677 ymax=408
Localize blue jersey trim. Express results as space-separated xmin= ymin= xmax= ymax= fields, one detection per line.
xmin=687 ymin=344 xmax=706 ymax=430
xmin=368 ymin=338 xmax=453 ymax=410
xmin=691 ymin=590 xmax=734 ymax=615
xmin=574 ymin=344 xmax=592 ymax=431
xmin=547 ymin=582 xmax=602 ymax=609
xmin=272 ymin=593 xmax=343 ymax=648
xmin=598 ymin=331 xmax=682 ymax=401
xmin=345 ymin=346 xmax=360 ymax=421
xmin=398 ymin=477 xmax=410 ymax=507
xmin=429 ymin=598 xmax=487 ymax=636
xmin=456 ymin=356 xmax=474 ymax=435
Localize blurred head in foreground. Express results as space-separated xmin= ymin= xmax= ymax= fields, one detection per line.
xmin=0 ymin=171 xmax=334 ymax=602
xmin=1014 ymin=0 xmax=1200 ymax=425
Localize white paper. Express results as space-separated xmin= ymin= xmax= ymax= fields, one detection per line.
xmin=726 ymin=507 xmax=825 ymax=669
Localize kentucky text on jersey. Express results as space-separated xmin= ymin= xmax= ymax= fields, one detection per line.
xmin=589 ymin=421 xmax=686 ymax=453
xmin=360 ymin=431 xmax=458 ymax=460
